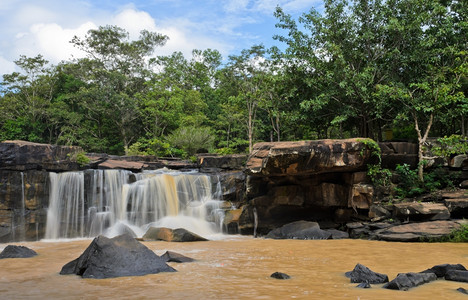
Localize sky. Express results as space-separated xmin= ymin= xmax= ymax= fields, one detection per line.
xmin=0 ymin=0 xmax=323 ymax=77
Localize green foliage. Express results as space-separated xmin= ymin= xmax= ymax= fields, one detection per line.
xmin=435 ymin=223 xmax=468 ymax=243
xmin=68 ymin=151 xmax=90 ymax=167
xmin=394 ymin=164 xmax=460 ymax=198
xmin=367 ymin=164 xmax=392 ymax=188
xmin=127 ymin=138 xmax=185 ymax=158
xmin=357 ymin=138 xmax=381 ymax=160
xmin=432 ymin=135 xmax=468 ymax=158
xmin=166 ymin=126 xmax=215 ymax=157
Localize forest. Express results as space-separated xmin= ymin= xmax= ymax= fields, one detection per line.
xmin=0 ymin=0 xmax=466 ymax=158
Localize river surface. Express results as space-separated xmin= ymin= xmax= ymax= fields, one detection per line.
xmin=0 ymin=237 xmax=466 ymax=299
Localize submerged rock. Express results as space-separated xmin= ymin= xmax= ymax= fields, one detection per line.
xmin=445 ymin=270 xmax=468 ymax=283
xmin=356 ymin=282 xmax=371 ymax=288
xmin=457 ymin=287 xmax=468 ymax=295
xmin=270 ymin=272 xmax=290 ymax=279
xmin=0 ymin=245 xmax=37 ymax=259
xmin=421 ymin=263 xmax=467 ymax=277
xmin=345 ymin=263 xmax=389 ymax=284
xmin=265 ymin=221 xmax=331 ymax=240
xmin=383 ymin=272 xmax=437 ymax=290
xmin=60 ymin=234 xmax=176 ymax=279
xmin=160 ymin=251 xmax=195 ymax=263
xmin=143 ymin=227 xmax=208 ymax=242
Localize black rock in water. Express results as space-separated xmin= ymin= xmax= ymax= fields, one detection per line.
xmin=60 ymin=234 xmax=176 ymax=279
xmin=0 ymin=245 xmax=37 ymax=259
xmin=265 ymin=221 xmax=331 ymax=240
xmin=346 ymin=263 xmax=389 ymax=284
xmin=383 ymin=272 xmax=437 ymax=290
xmin=161 ymin=251 xmax=195 ymax=263
xmin=356 ymin=282 xmax=371 ymax=288
xmin=270 ymin=272 xmax=290 ymax=279
xmin=421 ymin=263 xmax=467 ymax=277
xmin=457 ymin=287 xmax=468 ymax=295
xmin=445 ymin=270 xmax=468 ymax=283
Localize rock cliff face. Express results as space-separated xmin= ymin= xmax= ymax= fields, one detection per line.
xmin=240 ymin=139 xmax=376 ymax=234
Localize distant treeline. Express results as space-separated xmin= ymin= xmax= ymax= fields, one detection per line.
xmin=1 ymin=0 xmax=466 ymax=157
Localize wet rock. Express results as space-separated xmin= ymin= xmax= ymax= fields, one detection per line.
xmin=421 ymin=264 xmax=467 ymax=277
xmin=143 ymin=227 xmax=208 ymax=242
xmin=0 ymin=245 xmax=37 ymax=259
xmin=60 ymin=234 xmax=176 ymax=279
xmin=265 ymin=221 xmax=331 ymax=240
xmin=376 ymin=220 xmax=461 ymax=242
xmin=457 ymin=287 xmax=468 ymax=295
xmin=270 ymin=272 xmax=290 ymax=279
xmin=450 ymin=155 xmax=468 ymax=168
xmin=345 ymin=263 xmax=389 ymax=284
xmin=349 ymin=183 xmax=374 ymax=209
xmin=356 ymin=282 xmax=371 ymax=288
xmin=445 ymin=270 xmax=468 ymax=283
xmin=393 ymin=202 xmax=450 ymax=221
xmin=160 ymin=251 xmax=195 ymax=263
xmin=383 ymin=272 xmax=437 ymax=290
xmin=460 ymin=180 xmax=468 ymax=189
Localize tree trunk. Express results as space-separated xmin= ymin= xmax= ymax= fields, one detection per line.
xmin=413 ymin=112 xmax=434 ymax=182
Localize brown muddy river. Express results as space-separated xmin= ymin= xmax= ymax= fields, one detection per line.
xmin=0 ymin=237 xmax=466 ymax=299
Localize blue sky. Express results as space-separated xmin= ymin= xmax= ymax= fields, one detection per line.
xmin=0 ymin=0 xmax=323 ymax=76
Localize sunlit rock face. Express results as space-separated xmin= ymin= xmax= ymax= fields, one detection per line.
xmin=241 ymin=139 xmax=376 ymax=235
xmin=246 ymin=139 xmax=373 ymax=176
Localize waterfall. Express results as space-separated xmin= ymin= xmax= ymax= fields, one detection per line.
xmin=45 ymin=169 xmax=224 ymax=240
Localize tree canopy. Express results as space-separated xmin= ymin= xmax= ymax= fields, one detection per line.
xmin=1 ymin=0 xmax=466 ymax=160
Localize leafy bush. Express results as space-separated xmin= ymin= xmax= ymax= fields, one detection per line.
xmin=394 ymin=164 xmax=460 ymax=198
xmin=68 ymin=151 xmax=90 ymax=167
xmin=166 ymin=126 xmax=214 ymax=157
xmin=128 ymin=138 xmax=186 ymax=158
xmin=437 ymin=223 xmax=468 ymax=243
xmin=432 ymin=134 xmax=468 ymax=159
xmin=367 ymin=164 xmax=392 ymax=188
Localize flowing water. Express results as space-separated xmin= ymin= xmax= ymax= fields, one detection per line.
xmin=44 ymin=169 xmax=223 ymax=240
xmin=0 ymin=238 xmax=466 ymax=299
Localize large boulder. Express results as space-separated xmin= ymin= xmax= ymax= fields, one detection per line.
xmin=245 ymin=139 xmax=374 ymax=176
xmin=393 ymin=202 xmax=450 ymax=221
xmin=142 ymin=227 xmax=208 ymax=242
xmin=0 ymin=140 xmax=82 ymax=171
xmin=60 ymin=234 xmax=176 ymax=279
xmin=383 ymin=272 xmax=437 ymax=290
xmin=0 ymin=245 xmax=37 ymax=259
xmin=265 ymin=221 xmax=331 ymax=240
xmin=197 ymin=154 xmax=247 ymax=171
xmin=345 ymin=263 xmax=389 ymax=284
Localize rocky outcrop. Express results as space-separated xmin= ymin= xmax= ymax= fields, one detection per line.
xmin=0 ymin=140 xmax=82 ymax=171
xmin=0 ymin=245 xmax=37 ymax=258
xmin=60 ymin=234 xmax=176 ymax=278
xmin=142 ymin=227 xmax=208 ymax=242
xmin=345 ymin=263 xmax=389 ymax=284
xmin=393 ymin=202 xmax=450 ymax=221
xmin=246 ymin=139 xmax=373 ymax=176
xmin=379 ymin=142 xmax=418 ymax=169
xmin=375 ymin=220 xmax=462 ymax=242
xmin=198 ymin=154 xmax=247 ymax=172
xmin=384 ymin=272 xmax=437 ymax=290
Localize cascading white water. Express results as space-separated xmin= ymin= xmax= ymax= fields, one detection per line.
xmin=45 ymin=172 xmax=85 ymax=239
xmin=45 ymin=169 xmax=225 ymax=240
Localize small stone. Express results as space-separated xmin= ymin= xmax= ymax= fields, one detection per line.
xmin=160 ymin=251 xmax=195 ymax=263
xmin=356 ymin=282 xmax=371 ymax=288
xmin=346 ymin=263 xmax=388 ymax=284
xmin=457 ymin=287 xmax=468 ymax=295
xmin=270 ymin=272 xmax=290 ymax=280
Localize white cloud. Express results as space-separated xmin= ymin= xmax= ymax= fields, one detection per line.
xmin=0 ymin=56 xmax=16 ymax=75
